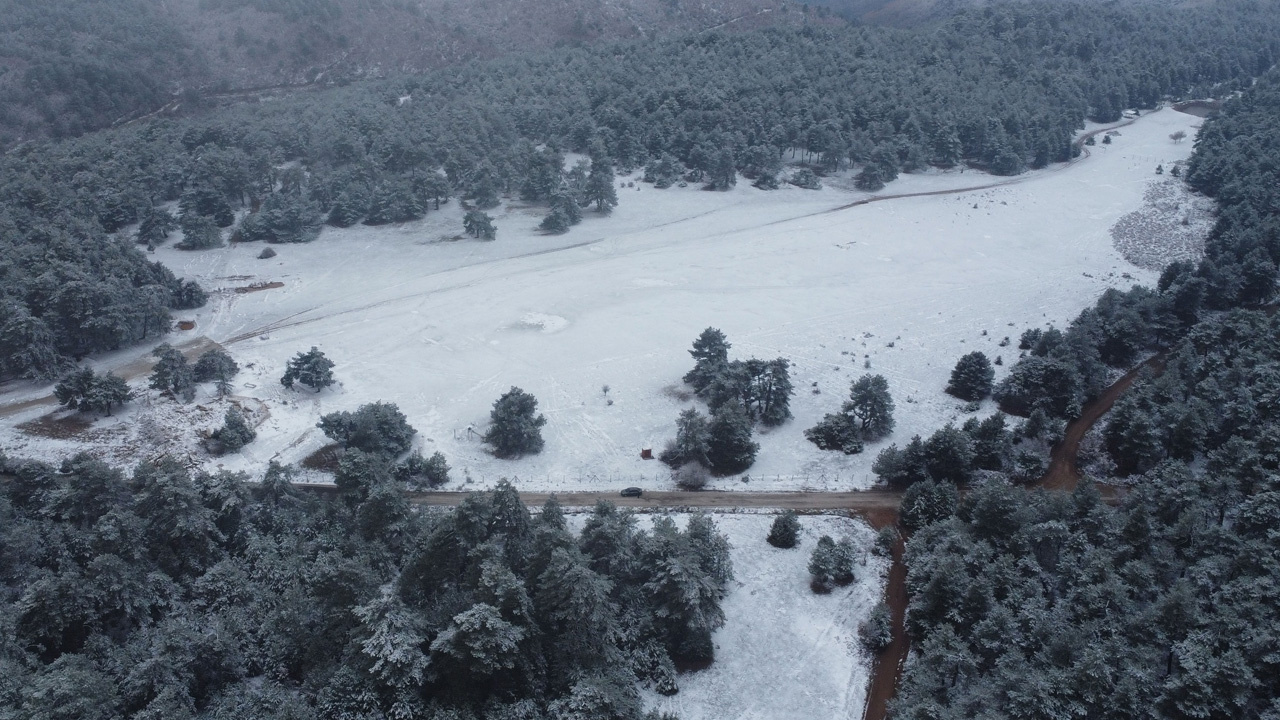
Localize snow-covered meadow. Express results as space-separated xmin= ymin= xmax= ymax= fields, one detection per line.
xmin=0 ymin=108 xmax=1207 ymax=490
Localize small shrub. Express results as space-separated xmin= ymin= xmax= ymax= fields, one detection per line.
xmin=859 ymin=603 xmax=893 ymax=653
xmin=766 ymin=510 xmax=800 ymax=548
xmin=673 ymin=462 xmax=710 ymax=490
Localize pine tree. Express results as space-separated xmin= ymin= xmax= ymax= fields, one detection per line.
xmin=135 ymin=207 xmax=178 ymax=248
xmin=176 ymin=213 xmax=223 ymax=250
xmin=683 ymin=327 xmax=730 ymax=393
xmin=766 ymin=510 xmax=800 ymax=549
xmin=318 ymin=401 xmax=416 ymax=457
xmin=193 ymin=348 xmax=238 ymax=383
xmin=150 ymin=343 xmax=195 ymax=401
xmin=55 ymin=368 xmax=134 ymax=415
xmin=585 ymin=157 xmax=618 ymax=213
xmin=705 ymin=405 xmax=758 ymax=475
xmin=87 ymin=372 xmax=134 ymax=416
xmin=539 ymin=208 xmax=570 ymax=234
xmin=808 ymin=535 xmax=839 ymax=592
xmin=946 ymin=351 xmax=995 ymax=401
xmin=847 ymin=374 xmax=895 ymax=440
xmin=281 ymin=347 xmax=335 ymax=392
xmin=859 ymin=603 xmax=893 ymax=653
xmin=484 ymin=387 xmax=547 ymax=458
xmin=214 ymin=407 xmax=256 ymax=452
xmin=705 ymin=148 xmax=737 ymax=190
xmin=464 ymin=209 xmax=497 ymax=240
xmin=899 ymin=479 xmax=959 ymax=531
xmin=660 ymin=408 xmax=710 ymax=469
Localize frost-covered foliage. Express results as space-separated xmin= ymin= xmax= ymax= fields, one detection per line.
xmin=896 ymin=71 xmax=1280 ymax=720
xmin=806 ymin=373 xmax=895 ymax=455
xmin=0 ymin=468 xmax=731 ymax=718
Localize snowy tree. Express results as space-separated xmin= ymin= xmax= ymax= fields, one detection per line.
xmin=396 ymin=450 xmax=450 ymax=488
xmin=464 ymin=209 xmax=497 ymax=240
xmin=659 ymin=408 xmax=710 ymax=469
xmin=899 ymin=479 xmax=959 ymax=531
xmin=683 ymin=327 xmax=730 ymax=393
xmin=135 ymin=207 xmax=178 ymax=249
xmin=767 ymin=510 xmax=800 ymax=549
xmin=355 ymin=591 xmax=429 ymax=690
xmin=430 ymin=603 xmax=526 ymax=681
xmin=318 ymin=401 xmax=417 ymax=457
xmin=859 ymin=603 xmax=893 ymax=653
xmin=585 ymin=157 xmax=618 ymax=213
xmin=946 ymin=351 xmax=995 ymax=401
xmin=807 ymin=373 xmax=895 ymax=453
xmin=214 ymin=407 xmax=256 ymax=453
xmin=55 ymin=368 xmax=134 ymax=415
xmin=539 ymin=208 xmax=571 ymax=234
xmin=808 ymin=535 xmax=841 ymax=592
xmin=193 ymin=348 xmax=238 ymax=384
xmin=484 ymin=387 xmax=547 ymax=458
xmin=847 ymin=374 xmax=895 ymax=439
xmin=705 ymin=404 xmax=758 ymax=475
xmin=149 ymin=343 xmax=195 ymax=401
xmin=281 ymin=346 xmax=334 ymax=392
xmin=704 ymin=148 xmax=737 ymax=190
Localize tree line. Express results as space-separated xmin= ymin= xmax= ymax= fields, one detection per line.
xmin=888 ymin=65 xmax=1280 ymax=720
xmin=0 ymin=451 xmax=733 ymax=719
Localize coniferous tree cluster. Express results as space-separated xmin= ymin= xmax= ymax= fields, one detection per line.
xmin=805 ymin=373 xmax=895 ymax=455
xmin=0 ymin=455 xmax=730 ymax=719
xmin=53 ymin=367 xmax=134 ymax=415
xmin=663 ymin=327 xmax=794 ymax=476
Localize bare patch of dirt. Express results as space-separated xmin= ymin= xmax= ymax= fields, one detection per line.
xmin=17 ymin=413 xmax=95 ymax=439
xmin=234 ymin=281 xmax=285 ymax=294
xmin=1173 ymin=100 xmax=1220 ymax=117
xmin=301 ymin=443 xmax=343 ymax=471
xmin=177 ymin=320 xmax=196 ymax=330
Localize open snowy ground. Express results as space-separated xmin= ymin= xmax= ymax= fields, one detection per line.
xmin=562 ymin=512 xmax=885 ymax=720
xmin=0 ymin=109 xmax=1206 ymax=490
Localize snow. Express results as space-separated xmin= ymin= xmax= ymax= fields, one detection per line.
xmin=633 ymin=513 xmax=886 ymax=720
xmin=0 ymin=109 xmax=1208 ymax=491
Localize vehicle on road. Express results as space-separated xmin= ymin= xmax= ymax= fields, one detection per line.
xmin=620 ymin=487 xmax=643 ymax=497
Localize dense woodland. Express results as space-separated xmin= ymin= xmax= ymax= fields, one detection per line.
xmin=4 ymin=1 xmax=1280 ymax=379
xmin=0 ymin=457 xmax=731 ymax=719
xmin=889 ymin=70 xmax=1280 ymax=720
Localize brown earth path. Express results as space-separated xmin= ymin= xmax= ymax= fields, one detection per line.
xmin=0 ymin=336 xmax=223 ymax=419
xmin=1038 ymin=353 xmax=1167 ymax=492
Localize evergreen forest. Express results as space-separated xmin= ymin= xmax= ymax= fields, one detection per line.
xmin=0 ymin=463 xmax=731 ymax=720
xmin=888 ymin=68 xmax=1280 ymax=720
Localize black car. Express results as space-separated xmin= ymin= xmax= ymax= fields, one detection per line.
xmin=620 ymin=487 xmax=643 ymax=498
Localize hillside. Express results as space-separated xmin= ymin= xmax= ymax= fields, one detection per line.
xmin=0 ymin=0 xmax=837 ymax=147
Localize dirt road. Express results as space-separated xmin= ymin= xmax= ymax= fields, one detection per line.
xmin=1037 ymin=353 xmax=1165 ymax=492
xmin=388 ymin=487 xmax=906 ymax=512
xmin=0 ymin=336 xmax=223 ymax=419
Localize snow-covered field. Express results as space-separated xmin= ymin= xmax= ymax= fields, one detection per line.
xmin=0 ymin=108 xmax=1207 ymax=490
xmin=573 ymin=512 xmax=885 ymax=720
